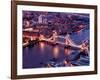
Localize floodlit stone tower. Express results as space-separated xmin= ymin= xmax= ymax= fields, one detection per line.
xmin=38 ymin=15 xmax=43 ymax=23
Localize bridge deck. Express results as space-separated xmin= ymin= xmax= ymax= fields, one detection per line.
xmin=42 ymin=38 xmax=81 ymax=49
xmin=23 ymin=35 xmax=82 ymax=49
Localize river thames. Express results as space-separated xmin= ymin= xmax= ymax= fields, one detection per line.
xmin=23 ymin=29 xmax=89 ymax=68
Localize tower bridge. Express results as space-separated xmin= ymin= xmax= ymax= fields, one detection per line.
xmin=23 ymin=30 xmax=89 ymax=52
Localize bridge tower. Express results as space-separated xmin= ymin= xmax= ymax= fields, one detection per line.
xmin=65 ymin=34 xmax=70 ymax=45
xmin=52 ymin=30 xmax=58 ymax=42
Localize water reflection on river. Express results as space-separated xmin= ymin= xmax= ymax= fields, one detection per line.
xmin=23 ymin=29 xmax=89 ymax=68
xmin=23 ymin=41 xmax=75 ymax=68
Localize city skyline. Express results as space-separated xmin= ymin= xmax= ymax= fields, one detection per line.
xmin=22 ymin=10 xmax=90 ymax=69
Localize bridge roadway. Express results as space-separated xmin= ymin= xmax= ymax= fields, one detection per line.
xmin=39 ymin=35 xmax=82 ymax=49
xmin=23 ymin=34 xmax=89 ymax=53
xmin=23 ymin=35 xmax=82 ymax=49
